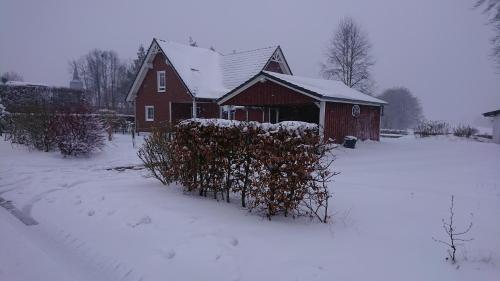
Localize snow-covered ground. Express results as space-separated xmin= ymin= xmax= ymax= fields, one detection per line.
xmin=0 ymin=134 xmax=499 ymax=281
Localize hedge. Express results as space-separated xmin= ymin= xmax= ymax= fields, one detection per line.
xmin=138 ymin=119 xmax=336 ymax=222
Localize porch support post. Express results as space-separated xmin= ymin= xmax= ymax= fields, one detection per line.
xmin=169 ymin=102 xmax=172 ymax=123
xmin=319 ymin=101 xmax=326 ymax=141
xmin=219 ymin=106 xmax=223 ymax=119
xmin=192 ymin=98 xmax=197 ymax=118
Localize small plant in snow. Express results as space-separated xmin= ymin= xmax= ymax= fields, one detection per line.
xmin=0 ymin=97 xmax=6 ymax=136
xmin=0 ymin=99 xmax=5 ymax=118
xmin=414 ymin=120 xmax=450 ymax=137
xmin=453 ymin=124 xmax=478 ymax=138
xmin=433 ymin=195 xmax=474 ymax=264
xmin=98 ymin=109 xmax=120 ymax=141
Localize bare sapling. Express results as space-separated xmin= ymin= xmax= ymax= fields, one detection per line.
xmin=433 ymin=195 xmax=473 ymax=264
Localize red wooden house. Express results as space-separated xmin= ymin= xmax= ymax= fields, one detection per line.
xmin=126 ymin=38 xmax=386 ymax=142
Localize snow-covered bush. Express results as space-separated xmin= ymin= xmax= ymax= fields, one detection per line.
xmin=0 ymin=97 xmax=7 ymax=136
xmin=55 ymin=111 xmax=105 ymax=156
xmin=7 ymin=106 xmax=105 ymax=156
xmin=380 ymin=128 xmax=409 ymax=135
xmin=137 ymin=124 xmax=174 ymax=185
xmin=414 ymin=120 xmax=450 ymax=137
xmin=98 ymin=109 xmax=120 ymax=141
xmin=6 ymin=105 xmax=57 ymax=152
xmin=453 ymin=124 xmax=478 ymax=138
xmin=0 ymin=98 xmax=6 ymax=118
xmin=139 ymin=119 xmax=335 ymax=222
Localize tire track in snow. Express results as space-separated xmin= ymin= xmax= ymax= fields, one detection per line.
xmin=22 ymin=225 xmax=147 ymax=281
xmin=21 ymin=188 xmax=62 ymax=217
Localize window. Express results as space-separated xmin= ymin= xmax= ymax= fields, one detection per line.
xmin=157 ymin=71 xmax=166 ymax=92
xmin=145 ymin=106 xmax=154 ymax=121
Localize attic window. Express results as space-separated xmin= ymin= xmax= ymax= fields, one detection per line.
xmin=270 ymin=52 xmax=282 ymax=63
xmin=157 ymin=71 xmax=166 ymax=92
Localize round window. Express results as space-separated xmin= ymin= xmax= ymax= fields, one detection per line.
xmin=352 ymin=105 xmax=361 ymax=117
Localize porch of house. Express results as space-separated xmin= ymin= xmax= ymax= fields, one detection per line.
xmin=224 ymin=103 xmax=320 ymax=125
xmin=170 ymin=100 xmax=220 ymax=123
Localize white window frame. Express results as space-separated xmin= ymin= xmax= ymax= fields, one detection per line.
xmin=145 ymin=106 xmax=155 ymax=121
xmin=157 ymin=70 xmax=166 ymax=92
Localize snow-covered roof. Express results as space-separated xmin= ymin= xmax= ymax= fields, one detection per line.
xmin=221 ymin=46 xmax=278 ymax=90
xmin=156 ymin=40 xmax=226 ymax=99
xmin=262 ymin=71 xmax=387 ymax=105
xmin=4 ymin=81 xmax=49 ymax=87
xmin=154 ymin=39 xmax=286 ymax=99
xmin=483 ymin=109 xmax=500 ymax=117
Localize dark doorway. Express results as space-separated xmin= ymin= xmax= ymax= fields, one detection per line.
xmin=277 ymin=104 xmax=319 ymax=124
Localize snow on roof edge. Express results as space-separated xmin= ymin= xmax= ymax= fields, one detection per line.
xmin=262 ymin=71 xmax=387 ymax=105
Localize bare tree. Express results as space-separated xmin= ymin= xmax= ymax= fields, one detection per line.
xmin=433 ymin=195 xmax=474 ymax=264
xmin=378 ymin=87 xmax=424 ymax=129
xmin=475 ymin=0 xmax=500 ymax=68
xmin=321 ymin=17 xmax=375 ymax=94
xmin=1 ymin=71 xmax=24 ymax=83
xmin=71 ymin=49 xmax=129 ymax=111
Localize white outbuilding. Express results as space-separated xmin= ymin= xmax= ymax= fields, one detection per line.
xmin=483 ymin=109 xmax=500 ymax=144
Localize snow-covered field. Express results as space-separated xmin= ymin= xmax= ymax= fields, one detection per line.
xmin=1 ymin=134 xmax=499 ymax=281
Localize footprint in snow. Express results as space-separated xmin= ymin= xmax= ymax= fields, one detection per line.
xmin=231 ymin=238 xmax=239 ymax=247
xmin=128 ymin=216 xmax=152 ymax=228
xmin=166 ymin=250 xmax=176 ymax=259
xmin=88 ymin=210 xmax=95 ymax=216
xmin=159 ymin=249 xmax=176 ymax=260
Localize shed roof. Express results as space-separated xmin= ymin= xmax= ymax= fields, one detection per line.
xmin=262 ymin=71 xmax=387 ymax=105
xmin=218 ymin=71 xmax=387 ymax=106
xmin=483 ymin=109 xmax=500 ymax=117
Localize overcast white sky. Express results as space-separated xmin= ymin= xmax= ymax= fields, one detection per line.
xmin=1 ymin=0 xmax=499 ymax=124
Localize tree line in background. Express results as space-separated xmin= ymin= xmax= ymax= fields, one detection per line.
xmin=1 ymin=71 xmax=24 ymax=83
xmin=4 ymin=10 xmax=498 ymax=130
xmin=69 ymin=45 xmax=146 ymax=113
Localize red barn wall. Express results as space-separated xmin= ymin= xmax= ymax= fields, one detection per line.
xmin=264 ymin=61 xmax=284 ymax=74
xmin=324 ymin=102 xmax=380 ymax=142
xmin=199 ymin=102 xmax=219 ymax=119
xmin=223 ymin=80 xmax=315 ymax=106
xmin=135 ymin=53 xmax=192 ymax=131
xmin=232 ymin=108 xmax=267 ymax=122
xmin=171 ymin=103 xmax=191 ymax=123
xmin=135 ymin=53 xmax=219 ymax=131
